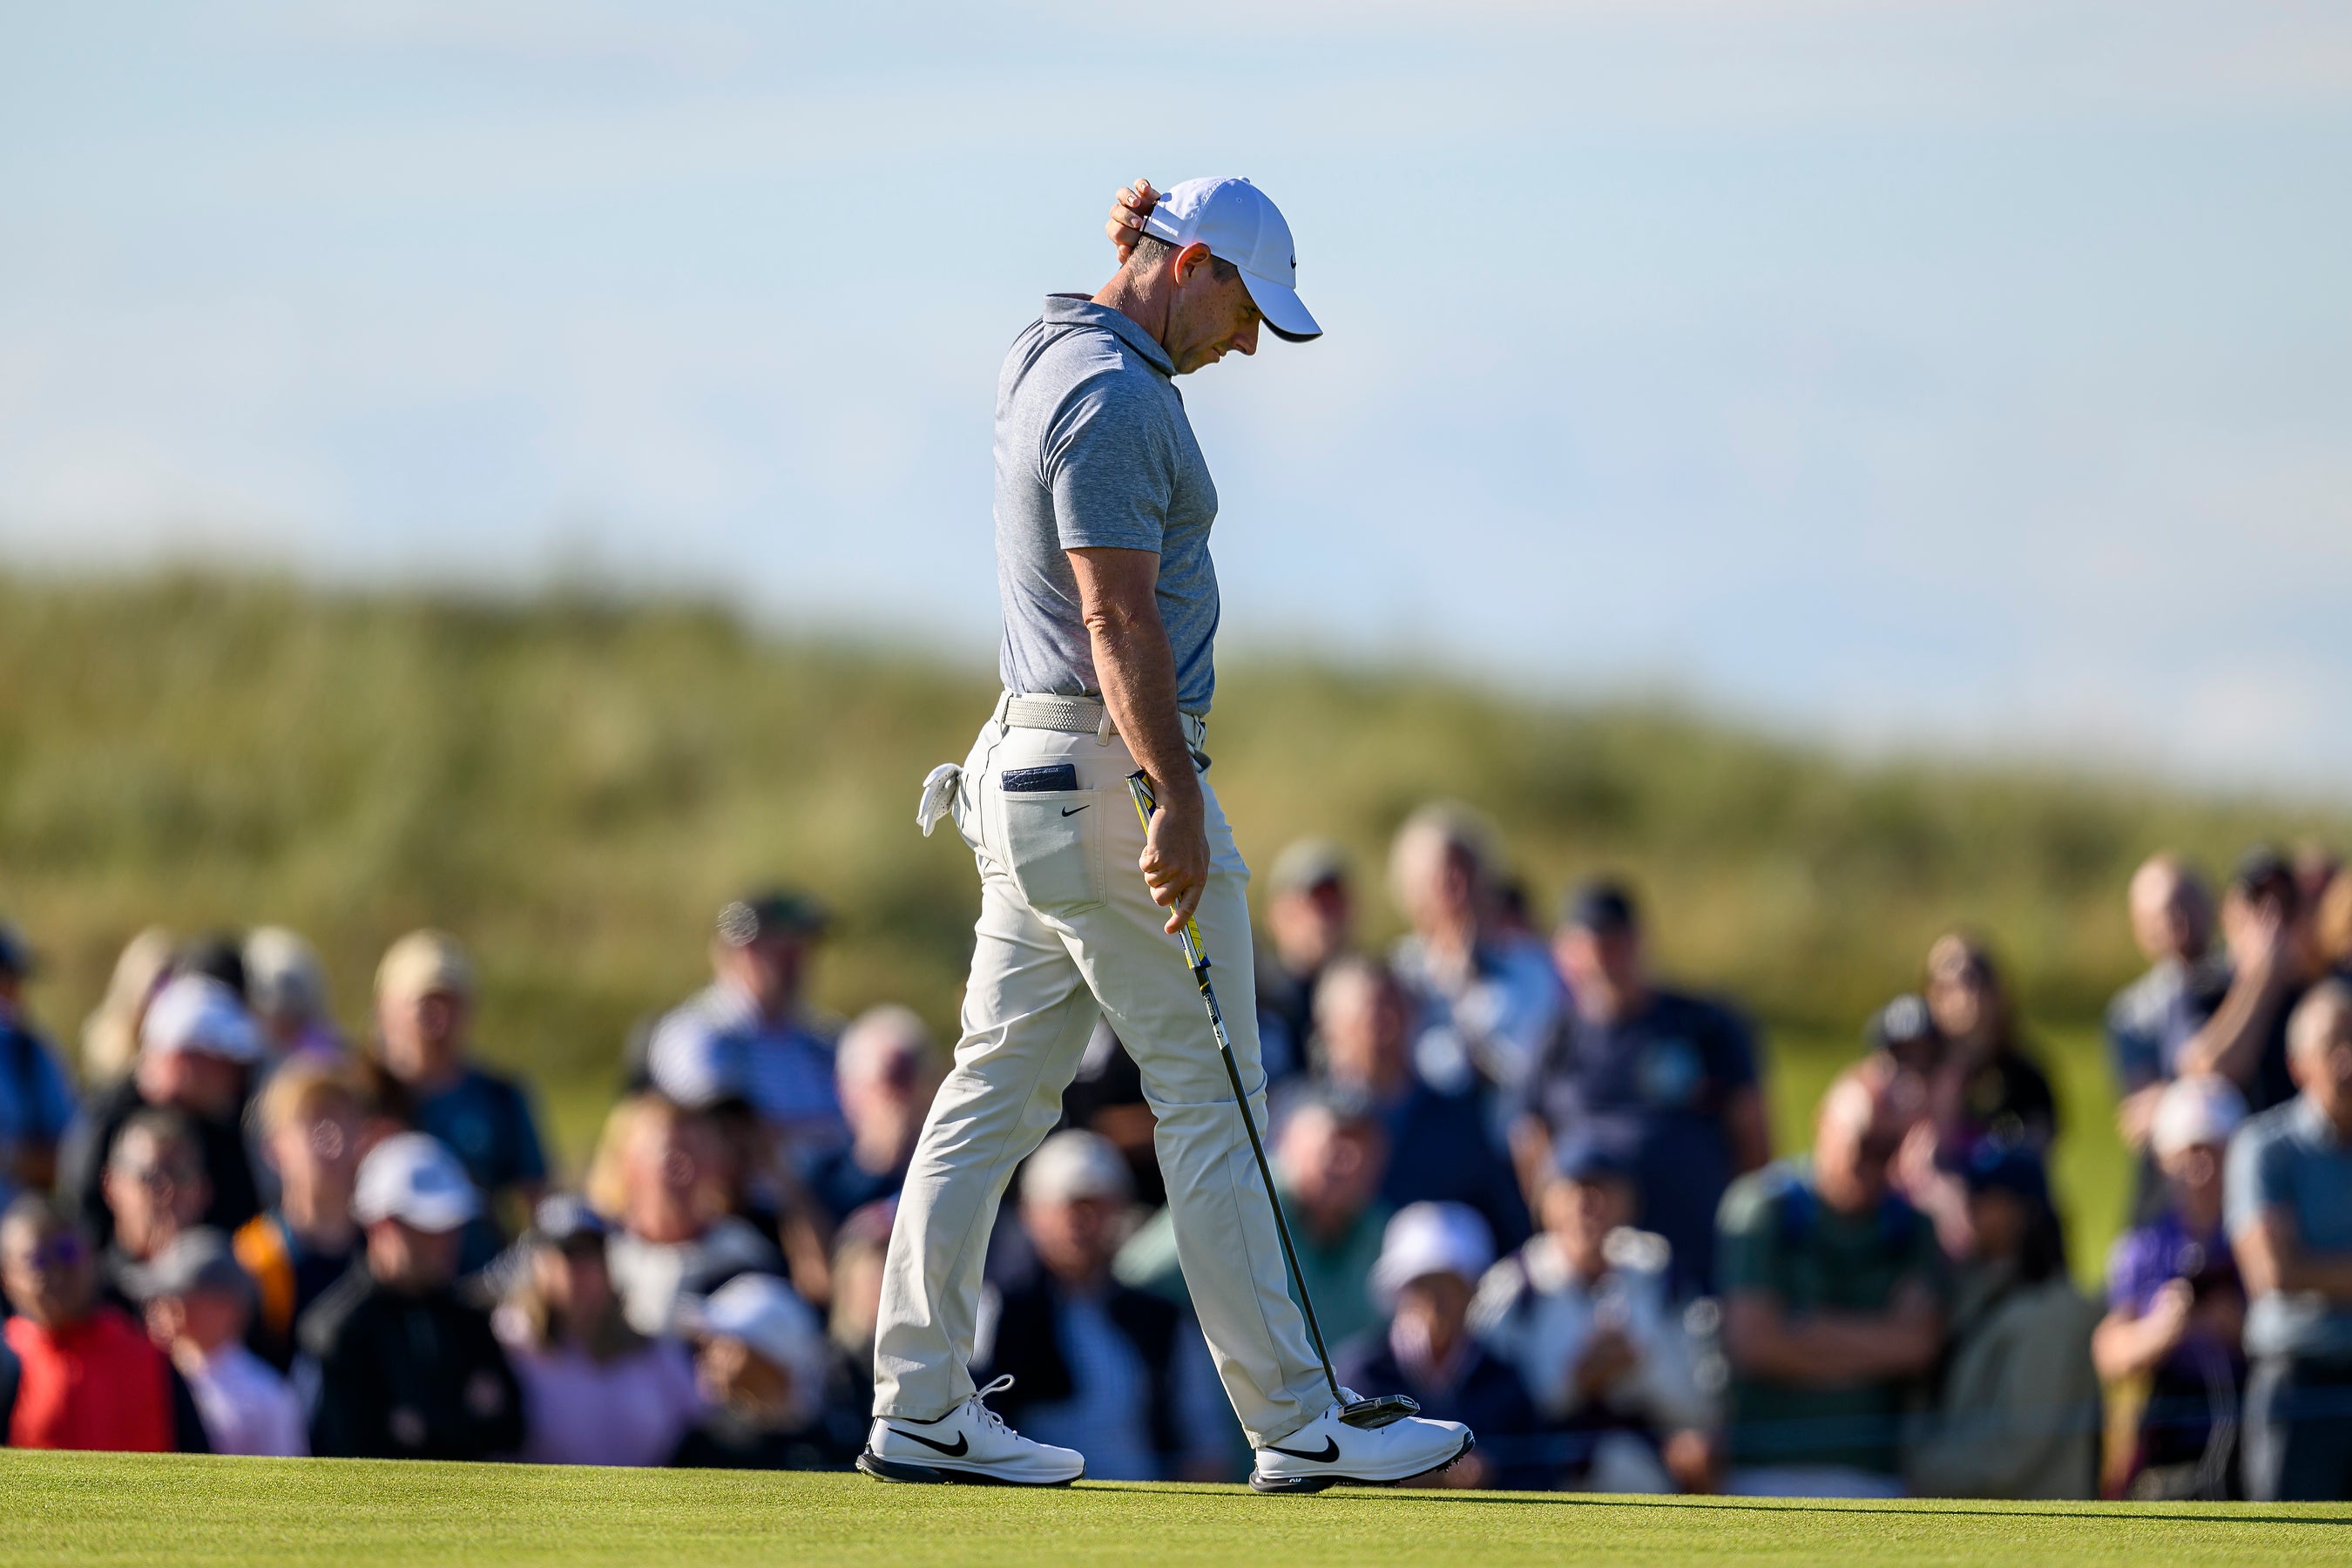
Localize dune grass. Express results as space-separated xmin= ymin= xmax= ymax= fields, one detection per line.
xmin=2 ymin=1450 xmax=2343 ymax=1567
xmin=3 ymin=571 xmax=2345 ymax=1278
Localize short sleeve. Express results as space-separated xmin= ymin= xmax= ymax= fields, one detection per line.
xmin=1713 ymin=1175 xmax=1783 ymax=1298
xmin=2225 ymin=1121 xmax=2288 ymax=1240
xmin=1705 ymin=1003 xmax=1760 ymax=1092
xmin=1042 ymin=375 xmax=1173 ymax=554
xmin=502 ymin=1082 xmax=550 ymax=1186
xmin=32 ymin=1042 xmax=78 ymax=1139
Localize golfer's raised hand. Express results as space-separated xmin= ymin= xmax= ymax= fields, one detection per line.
xmin=1139 ymin=787 xmax=1210 ymax=935
xmin=1106 ymin=179 xmax=1159 ymax=265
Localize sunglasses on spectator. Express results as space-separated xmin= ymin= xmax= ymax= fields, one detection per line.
xmin=16 ymin=1234 xmax=90 ymax=1271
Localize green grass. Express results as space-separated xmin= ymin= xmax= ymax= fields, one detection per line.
xmin=1 ymin=1452 xmax=2342 ymax=1566
xmin=3 ymin=571 xmax=2345 ymax=1286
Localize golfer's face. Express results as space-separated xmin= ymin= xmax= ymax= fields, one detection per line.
xmin=1167 ymin=264 xmax=1261 ymax=375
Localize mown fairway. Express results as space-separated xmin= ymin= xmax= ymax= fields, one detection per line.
xmin=2 ymin=1452 xmax=2344 ymax=1567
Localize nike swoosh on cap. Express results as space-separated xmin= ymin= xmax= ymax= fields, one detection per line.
xmin=1262 ymin=1436 xmax=1340 ymax=1463
xmin=888 ymin=1428 xmax=970 ymax=1457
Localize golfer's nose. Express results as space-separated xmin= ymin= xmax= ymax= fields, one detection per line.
xmin=1234 ymin=318 xmax=1260 ymax=356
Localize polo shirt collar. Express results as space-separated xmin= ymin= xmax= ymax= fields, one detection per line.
xmin=1043 ymin=294 xmax=1175 ymax=377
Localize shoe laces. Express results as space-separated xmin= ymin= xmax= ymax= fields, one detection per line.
xmin=968 ymin=1374 xmax=1017 ymax=1438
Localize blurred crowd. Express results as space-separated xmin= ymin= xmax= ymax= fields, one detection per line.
xmin=3 ymin=811 xmax=2351 ymax=1502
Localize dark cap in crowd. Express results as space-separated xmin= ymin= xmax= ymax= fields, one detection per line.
xmin=0 ymin=919 xmax=35 ymax=979
xmin=1562 ymin=879 xmax=1639 ymax=936
xmin=1962 ymin=1140 xmax=2049 ymax=1204
xmin=124 ymin=1227 xmax=253 ymax=1305
xmin=529 ymin=1193 xmax=611 ymax=1249
xmin=1551 ymin=1137 xmax=1636 ymax=1188
xmin=1867 ymin=994 xmax=1938 ymax=1055
xmin=716 ymin=890 xmax=829 ymax=948
xmin=174 ymin=934 xmax=250 ymax=1000
xmin=1267 ymin=839 xmax=1351 ymax=899
xmin=2231 ymin=845 xmax=2300 ymax=911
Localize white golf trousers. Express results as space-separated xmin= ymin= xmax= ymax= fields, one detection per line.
xmin=872 ymin=711 xmax=1328 ymax=1447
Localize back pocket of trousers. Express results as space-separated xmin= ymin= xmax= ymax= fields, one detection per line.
xmin=1000 ymin=791 xmax=1105 ymax=913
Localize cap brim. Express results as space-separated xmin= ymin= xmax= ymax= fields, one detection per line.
xmin=389 ymin=1193 xmax=481 ymax=1233
xmin=1240 ymin=269 xmax=1321 ymax=342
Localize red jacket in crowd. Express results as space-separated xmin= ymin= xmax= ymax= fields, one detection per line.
xmin=3 ymin=1306 xmax=175 ymax=1452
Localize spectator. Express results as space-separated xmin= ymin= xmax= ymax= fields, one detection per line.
xmin=372 ymin=930 xmax=548 ymax=1267
xmin=1472 ymin=1144 xmax=1713 ymax=1493
xmin=1717 ymin=1062 xmax=1947 ymax=1497
xmin=1922 ymin=932 xmax=2058 ymax=1153
xmin=1865 ymin=994 xmax=1942 ymax=1085
xmin=243 ymin=927 xmax=345 ymax=1064
xmin=2107 ymin=857 xmax=2231 ymax=1153
xmin=62 ymin=974 xmax=263 ymax=1251
xmin=1313 ymin=956 xmax=1529 ymax=1252
xmin=1387 ymin=803 xmax=1562 ymax=1096
xmin=0 ymin=1196 xmax=193 ymax=1452
xmin=1518 ymin=881 xmax=1770 ymax=1298
xmin=1058 ymin=1021 xmax=1166 ymax=1208
xmin=647 ymin=893 xmax=847 ymax=1172
xmin=590 ymin=1093 xmax=785 ymax=1338
xmin=301 ymin=1132 xmax=524 ymax=1459
xmin=1255 ymin=838 xmax=1355 ymax=1084
xmin=78 ymin=928 xmax=176 ymax=1086
xmin=2094 ymin=1074 xmax=2248 ymax=1500
xmin=807 ymin=1005 xmax=938 ymax=1227
xmin=1903 ymin=1145 xmax=2099 ymax=1499
xmin=823 ymin=1199 xmax=895 ymax=1454
xmin=98 ymin=1109 xmax=212 ymax=1309
xmin=128 ymin=1227 xmax=305 ymax=1457
xmin=2184 ymin=848 xmax=2328 ymax=1115
xmin=1118 ymin=1091 xmax=1391 ymax=1352
xmin=2320 ymin=871 xmax=2352 ymax=980
xmin=492 ymin=1194 xmax=703 ymax=1467
xmin=1336 ymin=1201 xmax=1544 ymax=1490
xmin=0 ymin=921 xmax=77 ymax=1213
xmin=233 ymin=1061 xmax=364 ymax=1369
xmin=975 ymin=1132 xmax=1228 ymax=1483
xmin=2227 ymin=980 xmax=2352 ymax=1501
xmin=672 ymin=1272 xmax=843 ymax=1470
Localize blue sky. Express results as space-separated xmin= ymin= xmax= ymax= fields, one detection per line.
xmin=4 ymin=1 xmax=2349 ymax=787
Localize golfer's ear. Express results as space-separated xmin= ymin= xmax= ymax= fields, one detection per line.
xmin=1173 ymin=241 xmax=1213 ymax=285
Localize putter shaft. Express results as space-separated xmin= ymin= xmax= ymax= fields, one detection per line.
xmin=1126 ymin=770 xmax=1345 ymax=1411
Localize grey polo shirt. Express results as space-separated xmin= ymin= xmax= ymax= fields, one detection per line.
xmin=2227 ymin=1094 xmax=2352 ymax=1361
xmin=993 ymin=295 xmax=1221 ymax=713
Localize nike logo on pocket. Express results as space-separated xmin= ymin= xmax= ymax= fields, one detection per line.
xmin=889 ymin=1428 xmax=970 ymax=1456
xmin=1061 ymin=805 xmax=1090 ymax=817
xmin=1263 ymin=1436 xmax=1339 ymax=1463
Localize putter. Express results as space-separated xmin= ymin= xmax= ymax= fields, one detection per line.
xmin=1126 ymin=769 xmax=1418 ymax=1434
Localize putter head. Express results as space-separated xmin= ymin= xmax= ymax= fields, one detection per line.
xmin=1338 ymin=1394 xmax=1420 ymax=1429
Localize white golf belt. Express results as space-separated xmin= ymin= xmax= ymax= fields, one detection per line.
xmin=993 ymin=691 xmax=1207 ymax=752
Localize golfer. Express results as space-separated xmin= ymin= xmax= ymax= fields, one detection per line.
xmin=862 ymin=177 xmax=1474 ymax=1492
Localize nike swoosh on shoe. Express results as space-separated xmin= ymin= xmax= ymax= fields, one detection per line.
xmin=1262 ymin=1437 xmax=1340 ymax=1463
xmin=889 ymin=1428 xmax=970 ymax=1457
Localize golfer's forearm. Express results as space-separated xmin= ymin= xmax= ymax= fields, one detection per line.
xmin=1087 ymin=603 xmax=1200 ymax=809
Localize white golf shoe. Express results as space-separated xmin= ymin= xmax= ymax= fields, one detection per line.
xmin=1250 ymin=1399 xmax=1475 ymax=1494
xmin=858 ymin=1375 xmax=1085 ymax=1487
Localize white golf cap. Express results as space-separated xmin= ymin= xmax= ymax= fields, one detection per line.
xmin=139 ymin=974 xmax=265 ymax=1064
xmin=682 ymin=1273 xmax=829 ymax=1418
xmin=1140 ymin=176 xmax=1321 ymax=342
xmin=352 ymin=1132 xmax=482 ymax=1233
xmin=2151 ymin=1073 xmax=2248 ymax=1158
xmin=1369 ymin=1201 xmax=1495 ymax=1309
xmin=1021 ymin=1128 xmax=1132 ymax=1206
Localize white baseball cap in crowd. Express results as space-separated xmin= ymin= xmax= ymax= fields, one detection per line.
xmin=1021 ymin=1128 xmax=1133 ymax=1206
xmin=1369 ymin=1201 xmax=1496 ymax=1309
xmin=2150 ymin=1073 xmax=2249 ymax=1159
xmin=681 ymin=1273 xmax=829 ymax=1420
xmin=1139 ymin=176 xmax=1321 ymax=342
xmin=352 ymin=1132 xmax=482 ymax=1233
xmin=139 ymin=974 xmax=266 ymax=1064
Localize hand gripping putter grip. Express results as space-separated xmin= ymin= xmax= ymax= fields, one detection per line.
xmin=1125 ymin=770 xmax=1417 ymax=1433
